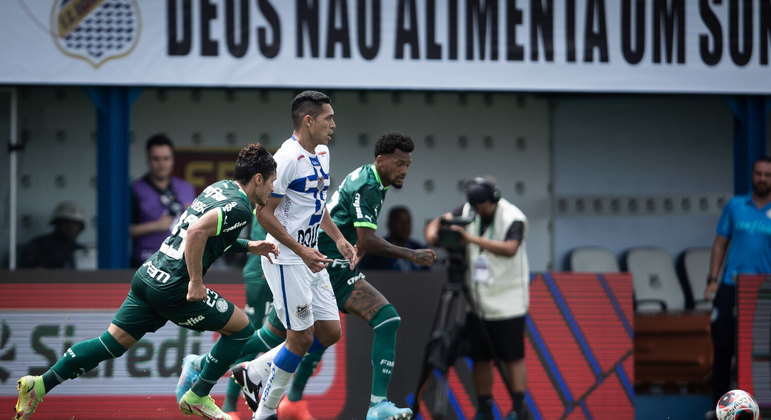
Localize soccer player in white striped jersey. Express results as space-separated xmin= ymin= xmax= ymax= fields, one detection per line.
xmin=250 ymin=90 xmax=357 ymax=420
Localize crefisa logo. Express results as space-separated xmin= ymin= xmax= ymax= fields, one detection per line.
xmin=50 ymin=0 xmax=140 ymax=68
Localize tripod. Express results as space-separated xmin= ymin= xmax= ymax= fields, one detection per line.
xmin=411 ymin=250 xmax=516 ymax=419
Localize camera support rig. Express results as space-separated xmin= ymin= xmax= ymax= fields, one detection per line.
xmin=411 ymin=239 xmax=516 ymax=419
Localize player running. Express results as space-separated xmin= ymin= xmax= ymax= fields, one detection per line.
xmin=14 ymin=143 xmax=278 ymax=420
xmin=233 ymin=131 xmax=436 ymax=420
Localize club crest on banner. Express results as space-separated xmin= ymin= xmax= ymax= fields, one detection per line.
xmin=50 ymin=0 xmax=141 ymax=68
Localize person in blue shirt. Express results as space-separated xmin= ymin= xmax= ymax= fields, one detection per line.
xmin=704 ymin=156 xmax=771 ymax=420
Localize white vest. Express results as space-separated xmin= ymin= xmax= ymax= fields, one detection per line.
xmin=462 ymin=198 xmax=529 ymax=319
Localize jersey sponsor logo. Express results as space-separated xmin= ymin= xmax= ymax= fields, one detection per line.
xmin=215 ymin=298 xmax=228 ymax=313
xmin=296 ymin=304 xmax=311 ymax=320
xmin=345 ymin=273 xmax=364 ymax=285
xmin=51 ymin=0 xmax=141 ymax=68
xmin=190 ymin=199 xmax=208 ymax=213
xmin=142 ymin=260 xmax=170 ymax=283
xmin=330 ymin=259 xmax=350 ymax=269
xmin=203 ymin=185 xmax=227 ymax=201
xmin=223 ymin=201 xmax=238 ymax=212
xmin=297 ymin=224 xmax=320 ymax=248
xmin=179 ymin=315 xmax=205 ymax=326
xmin=223 ymin=220 xmax=247 ymax=233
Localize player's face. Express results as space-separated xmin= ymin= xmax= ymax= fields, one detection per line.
xmin=308 ymin=103 xmax=335 ymax=146
xmin=254 ymin=172 xmax=276 ymax=206
xmin=147 ymin=145 xmax=174 ymax=180
xmin=379 ymin=149 xmax=412 ymax=189
xmin=752 ymin=161 xmax=771 ymax=198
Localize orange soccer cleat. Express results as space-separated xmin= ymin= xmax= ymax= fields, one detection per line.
xmin=277 ymin=397 xmax=317 ymax=420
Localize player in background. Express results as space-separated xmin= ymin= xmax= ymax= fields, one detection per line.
xmin=14 ymin=143 xmax=278 ymax=420
xmin=233 ymin=131 xmax=436 ymax=420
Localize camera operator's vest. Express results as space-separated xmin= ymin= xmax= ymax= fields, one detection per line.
xmin=462 ymin=198 xmax=529 ymax=319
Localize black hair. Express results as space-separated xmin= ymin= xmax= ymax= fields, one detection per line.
xmin=145 ymin=133 xmax=174 ymax=153
xmin=373 ymin=131 xmax=414 ymax=157
xmin=234 ymin=143 xmax=276 ymax=184
xmin=754 ymin=156 xmax=771 ymax=165
xmin=291 ymin=90 xmax=331 ymax=129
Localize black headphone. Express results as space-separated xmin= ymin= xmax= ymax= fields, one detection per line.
xmin=466 ymin=176 xmax=501 ymax=203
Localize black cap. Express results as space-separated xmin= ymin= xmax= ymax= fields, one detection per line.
xmin=466 ymin=182 xmax=492 ymax=205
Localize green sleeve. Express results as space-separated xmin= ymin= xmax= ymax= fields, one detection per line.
xmin=226 ymin=238 xmax=249 ymax=254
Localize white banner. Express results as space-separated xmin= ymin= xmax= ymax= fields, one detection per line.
xmin=1 ymin=0 xmax=769 ymax=93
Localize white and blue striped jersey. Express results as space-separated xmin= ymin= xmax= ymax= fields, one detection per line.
xmin=266 ymin=136 xmax=331 ymax=264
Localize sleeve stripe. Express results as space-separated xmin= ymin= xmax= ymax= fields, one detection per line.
xmin=216 ymin=207 xmax=223 ymax=236
xmin=353 ymin=221 xmax=377 ymax=230
xmin=270 ymin=192 xmax=284 ymax=198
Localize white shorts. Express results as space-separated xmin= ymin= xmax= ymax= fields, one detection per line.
xmin=261 ymin=258 xmax=340 ymax=331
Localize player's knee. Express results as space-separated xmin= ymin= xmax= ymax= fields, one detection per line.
xmin=100 ymin=331 xmax=128 ymax=358
xmin=228 ymin=321 xmax=256 ymax=341
xmin=369 ymin=304 xmax=401 ymax=334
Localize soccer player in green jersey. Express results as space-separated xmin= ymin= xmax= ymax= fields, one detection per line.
xmin=14 ymin=143 xmax=279 ymax=420
xmin=233 ymin=131 xmax=437 ymax=420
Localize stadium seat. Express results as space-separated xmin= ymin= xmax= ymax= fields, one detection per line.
xmin=678 ymin=247 xmax=714 ymax=311
xmin=568 ymin=246 xmax=620 ymax=272
xmin=624 ymin=247 xmax=686 ymax=313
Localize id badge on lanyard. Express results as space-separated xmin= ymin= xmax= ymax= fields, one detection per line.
xmin=472 ymin=253 xmax=491 ymax=283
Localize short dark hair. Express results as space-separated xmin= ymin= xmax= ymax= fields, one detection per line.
xmin=388 ymin=206 xmax=410 ymax=223
xmin=291 ymin=90 xmax=331 ymax=129
xmin=234 ymin=143 xmax=276 ymax=184
xmin=145 ymin=133 xmax=174 ymax=153
xmin=374 ymin=131 xmax=414 ymax=157
xmin=754 ymin=156 xmax=771 ymax=166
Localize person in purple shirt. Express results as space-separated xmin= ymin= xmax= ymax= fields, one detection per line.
xmin=703 ymin=156 xmax=771 ymax=420
xmin=129 ymin=134 xmax=195 ymax=267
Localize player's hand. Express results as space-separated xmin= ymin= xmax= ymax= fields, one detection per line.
xmin=336 ymin=239 xmax=358 ymax=270
xmin=298 ymin=247 xmax=332 ymax=273
xmin=248 ymin=240 xmax=279 ymax=264
xmin=186 ymin=281 xmax=208 ymax=302
xmin=413 ymin=248 xmax=438 ymax=267
xmin=704 ymin=280 xmax=719 ymax=301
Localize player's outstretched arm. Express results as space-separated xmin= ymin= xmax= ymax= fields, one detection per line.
xmin=356 ymin=226 xmax=437 ymax=267
xmin=184 ymin=209 xmax=220 ymax=301
xmin=246 ymin=240 xmax=280 ymax=263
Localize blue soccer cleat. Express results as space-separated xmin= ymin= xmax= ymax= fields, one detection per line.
xmin=176 ymin=354 xmax=201 ymax=404
xmin=366 ymin=400 xmax=413 ymax=420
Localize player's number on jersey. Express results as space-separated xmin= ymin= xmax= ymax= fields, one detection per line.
xmin=160 ymin=210 xmax=199 ymax=260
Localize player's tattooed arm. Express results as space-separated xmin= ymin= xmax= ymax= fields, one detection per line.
xmin=184 ymin=209 xmax=219 ymax=301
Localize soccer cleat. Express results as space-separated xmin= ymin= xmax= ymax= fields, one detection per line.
xmin=179 ymin=390 xmax=232 ymax=420
xmin=277 ymin=397 xmax=317 ymax=420
xmin=177 ymin=354 xmax=202 ymax=403
xmin=365 ymin=400 xmax=413 ymax=420
xmin=231 ymin=362 xmax=265 ymax=412
xmin=14 ymin=375 xmax=45 ymax=420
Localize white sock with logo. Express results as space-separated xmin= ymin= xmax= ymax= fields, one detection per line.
xmin=246 ymin=342 xmax=283 ymax=384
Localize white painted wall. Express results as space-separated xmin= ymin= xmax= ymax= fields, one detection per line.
xmin=1 ymin=88 xmax=764 ymax=273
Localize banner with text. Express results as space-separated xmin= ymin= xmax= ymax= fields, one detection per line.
xmin=1 ymin=0 xmax=769 ymax=93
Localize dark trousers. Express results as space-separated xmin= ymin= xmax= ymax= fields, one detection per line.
xmin=710 ymin=283 xmax=736 ymax=405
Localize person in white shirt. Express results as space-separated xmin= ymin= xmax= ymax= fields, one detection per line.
xmin=425 ymin=176 xmax=530 ymax=420
xmin=251 ymin=90 xmax=357 ymax=420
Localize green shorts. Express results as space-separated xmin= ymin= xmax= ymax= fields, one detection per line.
xmin=264 ymin=266 xmax=365 ymax=333
xmin=111 ymin=272 xmax=236 ymax=340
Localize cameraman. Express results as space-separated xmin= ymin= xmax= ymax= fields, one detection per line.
xmin=424 ymin=176 xmax=529 ymax=420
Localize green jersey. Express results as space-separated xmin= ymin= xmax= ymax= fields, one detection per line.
xmin=243 ymin=211 xmax=268 ymax=284
xmin=319 ymin=163 xmax=387 ymax=260
xmin=140 ymin=179 xmax=253 ymax=290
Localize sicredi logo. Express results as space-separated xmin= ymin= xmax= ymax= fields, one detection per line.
xmin=51 ymin=0 xmax=141 ymax=68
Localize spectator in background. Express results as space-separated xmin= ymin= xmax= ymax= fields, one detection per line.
xmin=425 ymin=176 xmax=530 ymax=420
xmin=18 ymin=201 xmax=86 ymax=269
xmin=129 ymin=133 xmax=195 ymax=267
xmin=359 ymin=206 xmax=430 ymax=271
xmin=703 ymin=156 xmax=771 ymax=420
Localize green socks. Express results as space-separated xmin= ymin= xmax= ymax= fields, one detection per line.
xmin=368 ymin=304 xmax=401 ymax=405
xmin=46 ymin=331 xmax=127 ymax=393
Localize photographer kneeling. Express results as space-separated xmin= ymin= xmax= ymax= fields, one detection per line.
xmin=424 ymin=176 xmax=530 ymax=420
